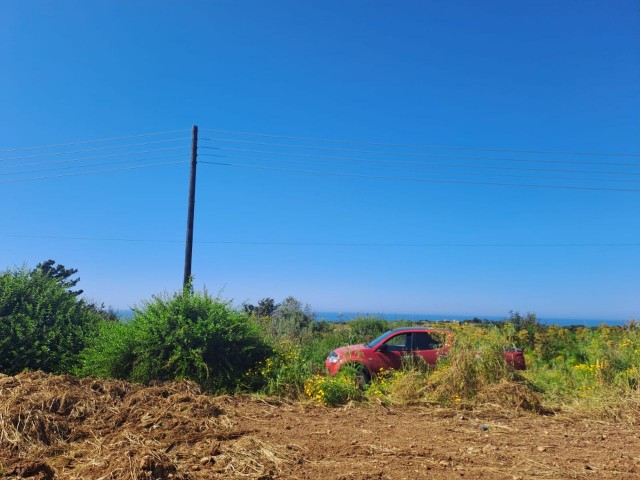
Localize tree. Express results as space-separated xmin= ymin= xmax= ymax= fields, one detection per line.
xmin=505 ymin=311 xmax=541 ymax=350
xmin=33 ymin=259 xmax=83 ymax=296
xmin=270 ymin=296 xmax=315 ymax=339
xmin=243 ymin=297 xmax=279 ymax=318
xmin=0 ymin=264 xmax=102 ymax=374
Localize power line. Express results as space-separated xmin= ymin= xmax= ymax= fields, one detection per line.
xmin=0 ymin=129 xmax=189 ymax=153
xmin=0 ymin=161 xmax=188 ymax=184
xmin=199 ymin=153 xmax=640 ymax=184
xmin=195 ymin=241 xmax=640 ymax=248
xmin=199 ymin=159 xmax=640 ymax=193
xmin=0 ymin=137 xmax=190 ymax=162
xmin=0 ymin=154 xmax=187 ymax=177
xmin=200 ymin=128 xmax=640 ymax=158
xmin=0 ymin=147 xmax=189 ymax=169
xmin=199 ymin=138 xmax=640 ymax=168
xmin=198 ymin=148 xmax=640 ymax=177
xmin=3 ymin=233 xmax=639 ymax=248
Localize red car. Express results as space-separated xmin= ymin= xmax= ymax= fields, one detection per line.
xmin=325 ymin=327 xmax=525 ymax=382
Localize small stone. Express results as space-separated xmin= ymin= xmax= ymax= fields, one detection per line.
xmin=479 ymin=424 xmax=490 ymax=432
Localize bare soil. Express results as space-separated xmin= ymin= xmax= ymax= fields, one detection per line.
xmin=1 ymin=372 xmax=639 ymax=479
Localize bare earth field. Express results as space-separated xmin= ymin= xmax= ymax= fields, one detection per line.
xmin=1 ymin=372 xmax=639 ymax=480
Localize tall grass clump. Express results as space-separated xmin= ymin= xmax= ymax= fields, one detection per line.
xmin=424 ymin=323 xmax=542 ymax=410
xmin=365 ymin=357 xmax=432 ymax=405
xmin=79 ymin=288 xmax=271 ymax=391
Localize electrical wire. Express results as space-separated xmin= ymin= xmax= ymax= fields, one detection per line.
xmin=200 ymin=128 xmax=640 ymax=158
xmin=0 ymin=129 xmax=189 ymax=153
xmin=199 ymin=138 xmax=640 ymax=168
xmin=0 ymin=137 xmax=191 ymax=162
xmin=0 ymin=154 xmax=187 ymax=177
xmin=198 ymin=148 xmax=640 ymax=177
xmin=0 ymin=147 xmax=189 ymax=169
xmin=0 ymin=161 xmax=188 ymax=184
xmin=2 ymin=233 xmax=638 ymax=247
xmin=199 ymin=153 xmax=640 ymax=184
xmin=199 ymin=160 xmax=640 ymax=193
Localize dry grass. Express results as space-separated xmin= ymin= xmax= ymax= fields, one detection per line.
xmin=0 ymin=372 xmax=300 ymax=479
xmin=557 ymin=391 xmax=640 ymax=425
xmin=475 ymin=378 xmax=544 ymax=413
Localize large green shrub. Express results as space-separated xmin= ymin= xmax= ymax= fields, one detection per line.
xmin=0 ymin=265 xmax=103 ymax=374
xmin=79 ymin=289 xmax=272 ymax=391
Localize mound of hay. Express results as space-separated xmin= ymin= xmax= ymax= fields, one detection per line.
xmin=0 ymin=372 xmax=299 ymax=479
xmin=475 ymin=378 xmax=544 ymax=413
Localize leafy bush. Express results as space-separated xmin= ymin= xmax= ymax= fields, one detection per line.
xmin=304 ymin=369 xmax=363 ymax=406
xmin=0 ymin=264 xmax=103 ymax=374
xmin=526 ymin=321 xmax=640 ymax=403
xmin=246 ymin=340 xmax=312 ymax=396
xmin=76 ymin=320 xmax=135 ymax=379
xmin=505 ymin=311 xmax=542 ymax=351
xmin=269 ymin=296 xmax=314 ymax=340
xmin=79 ymin=289 xmax=271 ymax=391
xmin=346 ymin=317 xmax=390 ymax=344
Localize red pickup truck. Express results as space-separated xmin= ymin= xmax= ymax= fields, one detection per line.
xmin=325 ymin=327 xmax=525 ymax=381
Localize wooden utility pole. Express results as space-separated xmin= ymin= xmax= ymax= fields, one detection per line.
xmin=183 ymin=125 xmax=198 ymax=289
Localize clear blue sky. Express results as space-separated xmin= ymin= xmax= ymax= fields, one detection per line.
xmin=1 ymin=1 xmax=639 ymax=321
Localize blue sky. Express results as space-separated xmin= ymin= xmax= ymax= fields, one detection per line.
xmin=1 ymin=1 xmax=639 ymax=321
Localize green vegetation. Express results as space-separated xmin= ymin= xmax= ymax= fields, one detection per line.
xmin=1 ymin=261 xmax=638 ymax=417
xmin=268 ymin=296 xmax=315 ymax=339
xmin=78 ymin=287 xmax=271 ymax=391
xmin=0 ymin=262 xmax=106 ymax=374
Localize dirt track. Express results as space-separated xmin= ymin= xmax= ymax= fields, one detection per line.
xmin=1 ymin=372 xmax=639 ymax=479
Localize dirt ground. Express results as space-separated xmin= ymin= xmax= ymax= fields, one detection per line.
xmin=1 ymin=372 xmax=639 ymax=480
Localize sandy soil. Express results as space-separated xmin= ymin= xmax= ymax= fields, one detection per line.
xmin=1 ymin=372 xmax=639 ymax=479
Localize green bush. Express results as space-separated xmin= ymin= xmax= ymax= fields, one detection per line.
xmin=304 ymin=369 xmax=363 ymax=406
xmin=347 ymin=317 xmax=390 ymax=343
xmin=76 ymin=320 xmax=135 ymax=379
xmin=247 ymin=340 xmax=312 ymax=396
xmin=0 ymin=265 xmax=103 ymax=374
xmin=79 ymin=289 xmax=271 ymax=391
xmin=269 ymin=296 xmax=314 ymax=340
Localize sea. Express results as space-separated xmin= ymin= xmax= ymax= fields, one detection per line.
xmin=115 ymin=309 xmax=631 ymax=327
xmin=314 ymin=312 xmax=630 ymax=327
